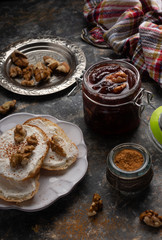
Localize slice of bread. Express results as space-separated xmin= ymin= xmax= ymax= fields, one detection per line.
xmin=0 ymin=174 xmax=39 ymax=203
xmin=0 ymin=124 xmax=49 ymax=181
xmin=24 ymin=117 xmax=78 ymax=171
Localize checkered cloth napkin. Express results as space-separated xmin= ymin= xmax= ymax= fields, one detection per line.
xmin=83 ymin=0 xmax=162 ymax=87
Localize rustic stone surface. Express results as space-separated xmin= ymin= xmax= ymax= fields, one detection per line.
xmin=0 ymin=0 xmax=161 ymax=239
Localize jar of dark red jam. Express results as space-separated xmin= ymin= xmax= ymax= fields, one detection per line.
xmin=82 ymin=60 xmax=143 ymax=135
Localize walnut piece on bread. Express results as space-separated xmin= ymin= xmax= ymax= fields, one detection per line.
xmin=140 ymin=210 xmax=162 ymax=228
xmin=10 ymin=145 xmax=35 ymax=168
xmin=56 ymin=62 xmax=70 ymax=73
xmin=20 ymin=145 xmax=35 ymax=166
xmin=50 ymin=134 xmax=67 ymax=157
xmin=43 ymin=56 xmax=59 ymax=71
xmin=9 ymin=66 xmax=22 ymax=78
xmin=0 ymin=100 xmax=16 ymax=115
xmin=88 ymin=193 xmax=103 ymax=217
xmin=10 ymin=153 xmax=24 ymax=168
xmin=11 ymin=50 xmax=29 ymax=68
xmin=10 ymin=134 xmax=38 ymax=168
xmin=26 ymin=134 xmax=38 ymax=146
xmin=14 ymin=124 xmax=27 ymax=143
xmin=23 ymin=117 xmax=78 ymax=171
xmin=34 ymin=62 xmax=52 ymax=82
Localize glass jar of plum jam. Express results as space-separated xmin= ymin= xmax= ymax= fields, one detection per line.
xmin=82 ymin=60 xmax=143 ymax=135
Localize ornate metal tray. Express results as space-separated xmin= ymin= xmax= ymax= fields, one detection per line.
xmin=0 ymin=37 xmax=86 ymax=96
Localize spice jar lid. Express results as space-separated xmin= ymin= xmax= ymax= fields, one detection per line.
xmin=106 ymin=143 xmax=153 ymax=193
xmin=149 ymin=106 xmax=162 ymax=147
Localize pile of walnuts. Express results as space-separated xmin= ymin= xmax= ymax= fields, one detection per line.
xmin=9 ymin=50 xmax=70 ymax=87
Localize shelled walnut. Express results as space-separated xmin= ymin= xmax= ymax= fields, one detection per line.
xmin=56 ymin=62 xmax=70 ymax=73
xmin=22 ymin=64 xmax=34 ymax=81
xmin=10 ymin=145 xmax=35 ymax=168
xmin=88 ymin=193 xmax=103 ymax=217
xmin=9 ymin=66 xmax=22 ymax=78
xmin=14 ymin=124 xmax=27 ymax=143
xmin=26 ymin=134 xmax=38 ymax=146
xmin=10 ymin=152 xmax=24 ymax=168
xmin=34 ymin=62 xmax=52 ymax=82
xmin=10 ymin=133 xmax=38 ymax=168
xmin=105 ymin=71 xmax=128 ymax=93
xmin=113 ymin=83 xmax=127 ymax=93
xmin=43 ymin=56 xmax=59 ymax=71
xmin=21 ymin=79 xmax=35 ymax=87
xmin=50 ymin=135 xmax=66 ymax=157
xmin=11 ymin=50 xmax=29 ymax=68
xmin=106 ymin=71 xmax=127 ymax=83
xmin=0 ymin=100 xmax=16 ymax=115
xmin=140 ymin=210 xmax=162 ymax=228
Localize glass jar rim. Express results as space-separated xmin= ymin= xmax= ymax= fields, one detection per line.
xmin=107 ymin=143 xmax=151 ymax=179
xmin=83 ymin=60 xmax=140 ymax=101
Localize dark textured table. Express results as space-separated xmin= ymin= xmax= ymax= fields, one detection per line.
xmin=0 ymin=1 xmax=161 ymax=239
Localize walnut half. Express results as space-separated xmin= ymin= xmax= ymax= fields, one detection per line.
xmin=113 ymin=83 xmax=127 ymax=93
xmin=140 ymin=210 xmax=162 ymax=228
xmin=43 ymin=56 xmax=59 ymax=71
xmin=9 ymin=66 xmax=22 ymax=78
xmin=34 ymin=62 xmax=52 ymax=82
xmin=56 ymin=62 xmax=70 ymax=74
xmin=10 ymin=134 xmax=38 ymax=168
xmin=106 ymin=71 xmax=127 ymax=83
xmin=88 ymin=193 xmax=103 ymax=217
xmin=14 ymin=124 xmax=27 ymax=144
xmin=22 ymin=64 xmax=34 ymax=81
xmin=26 ymin=134 xmax=38 ymax=146
xmin=10 ymin=145 xmax=35 ymax=168
xmin=0 ymin=100 xmax=16 ymax=115
xmin=11 ymin=50 xmax=29 ymax=68
xmin=10 ymin=153 xmax=24 ymax=168
xmin=50 ymin=135 xmax=66 ymax=157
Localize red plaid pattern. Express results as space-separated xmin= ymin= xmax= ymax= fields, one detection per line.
xmin=83 ymin=0 xmax=162 ymax=87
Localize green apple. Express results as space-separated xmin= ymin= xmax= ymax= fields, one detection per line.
xmin=149 ymin=106 xmax=162 ymax=145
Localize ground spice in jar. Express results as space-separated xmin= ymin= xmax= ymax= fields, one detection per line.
xmin=114 ymin=148 xmax=144 ymax=171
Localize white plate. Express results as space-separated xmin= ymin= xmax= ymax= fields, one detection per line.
xmin=0 ymin=113 xmax=88 ymax=212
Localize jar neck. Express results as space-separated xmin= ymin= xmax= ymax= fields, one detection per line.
xmin=83 ymin=88 xmax=144 ymax=107
xmin=83 ymin=60 xmax=141 ymax=104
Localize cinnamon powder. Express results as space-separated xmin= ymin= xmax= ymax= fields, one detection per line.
xmin=114 ymin=148 xmax=144 ymax=171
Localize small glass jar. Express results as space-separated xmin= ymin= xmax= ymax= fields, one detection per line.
xmin=106 ymin=143 xmax=153 ymax=194
xmin=82 ymin=60 xmax=144 ymax=135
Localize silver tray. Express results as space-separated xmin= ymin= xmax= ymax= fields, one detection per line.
xmin=0 ymin=37 xmax=86 ymax=96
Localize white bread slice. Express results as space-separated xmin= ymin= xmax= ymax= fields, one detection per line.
xmin=0 ymin=174 xmax=39 ymax=203
xmin=0 ymin=124 xmax=49 ymax=181
xmin=24 ymin=117 xmax=78 ymax=171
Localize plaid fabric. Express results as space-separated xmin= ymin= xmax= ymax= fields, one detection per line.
xmin=83 ymin=0 xmax=162 ymax=87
